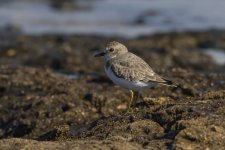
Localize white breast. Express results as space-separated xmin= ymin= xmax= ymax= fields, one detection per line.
xmin=105 ymin=66 xmax=152 ymax=91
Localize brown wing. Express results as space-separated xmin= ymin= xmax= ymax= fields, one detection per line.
xmin=111 ymin=53 xmax=166 ymax=83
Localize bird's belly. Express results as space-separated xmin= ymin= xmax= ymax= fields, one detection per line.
xmin=105 ymin=67 xmax=151 ymax=91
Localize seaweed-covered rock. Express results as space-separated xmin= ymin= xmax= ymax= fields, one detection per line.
xmin=0 ymin=31 xmax=225 ymax=149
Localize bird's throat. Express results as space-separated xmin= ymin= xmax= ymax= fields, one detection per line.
xmin=105 ymin=60 xmax=111 ymax=70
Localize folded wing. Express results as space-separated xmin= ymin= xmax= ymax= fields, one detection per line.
xmin=111 ymin=53 xmax=169 ymax=84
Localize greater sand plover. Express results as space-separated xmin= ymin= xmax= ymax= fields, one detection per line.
xmin=94 ymin=41 xmax=176 ymax=111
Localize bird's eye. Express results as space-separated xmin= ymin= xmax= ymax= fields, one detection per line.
xmin=109 ymin=48 xmax=114 ymax=52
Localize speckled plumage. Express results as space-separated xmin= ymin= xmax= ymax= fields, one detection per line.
xmin=107 ymin=52 xmax=166 ymax=83
xmin=95 ymin=41 xmax=175 ymax=91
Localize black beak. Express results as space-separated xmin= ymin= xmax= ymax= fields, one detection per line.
xmin=94 ymin=52 xmax=106 ymax=57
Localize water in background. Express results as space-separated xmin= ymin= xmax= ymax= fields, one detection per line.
xmin=0 ymin=0 xmax=225 ymax=65
xmin=1 ymin=0 xmax=225 ymax=38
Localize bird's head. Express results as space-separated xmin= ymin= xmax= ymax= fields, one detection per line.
xmin=94 ymin=41 xmax=128 ymax=60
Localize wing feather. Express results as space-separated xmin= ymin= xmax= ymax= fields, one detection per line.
xmin=110 ymin=53 xmax=166 ymax=83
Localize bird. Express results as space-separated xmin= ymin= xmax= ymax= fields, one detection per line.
xmin=94 ymin=41 xmax=176 ymax=111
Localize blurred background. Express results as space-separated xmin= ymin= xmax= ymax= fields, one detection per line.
xmin=0 ymin=0 xmax=225 ymax=37
xmin=1 ymin=0 xmax=225 ymax=65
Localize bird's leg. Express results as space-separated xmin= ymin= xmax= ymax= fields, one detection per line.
xmin=127 ymin=90 xmax=134 ymax=111
xmin=132 ymin=91 xmax=139 ymax=106
xmin=137 ymin=92 xmax=140 ymax=101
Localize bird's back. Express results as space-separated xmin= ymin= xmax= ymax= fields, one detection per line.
xmin=109 ymin=52 xmax=166 ymax=84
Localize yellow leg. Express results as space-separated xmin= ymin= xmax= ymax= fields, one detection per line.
xmin=127 ymin=90 xmax=134 ymax=111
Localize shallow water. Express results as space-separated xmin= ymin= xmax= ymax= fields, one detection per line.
xmin=1 ymin=0 xmax=225 ymax=38
xmin=202 ymin=48 xmax=225 ymax=65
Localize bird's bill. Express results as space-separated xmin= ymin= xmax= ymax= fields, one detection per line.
xmin=94 ymin=52 xmax=106 ymax=57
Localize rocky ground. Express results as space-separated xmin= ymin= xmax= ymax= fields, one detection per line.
xmin=0 ymin=31 xmax=224 ymax=150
